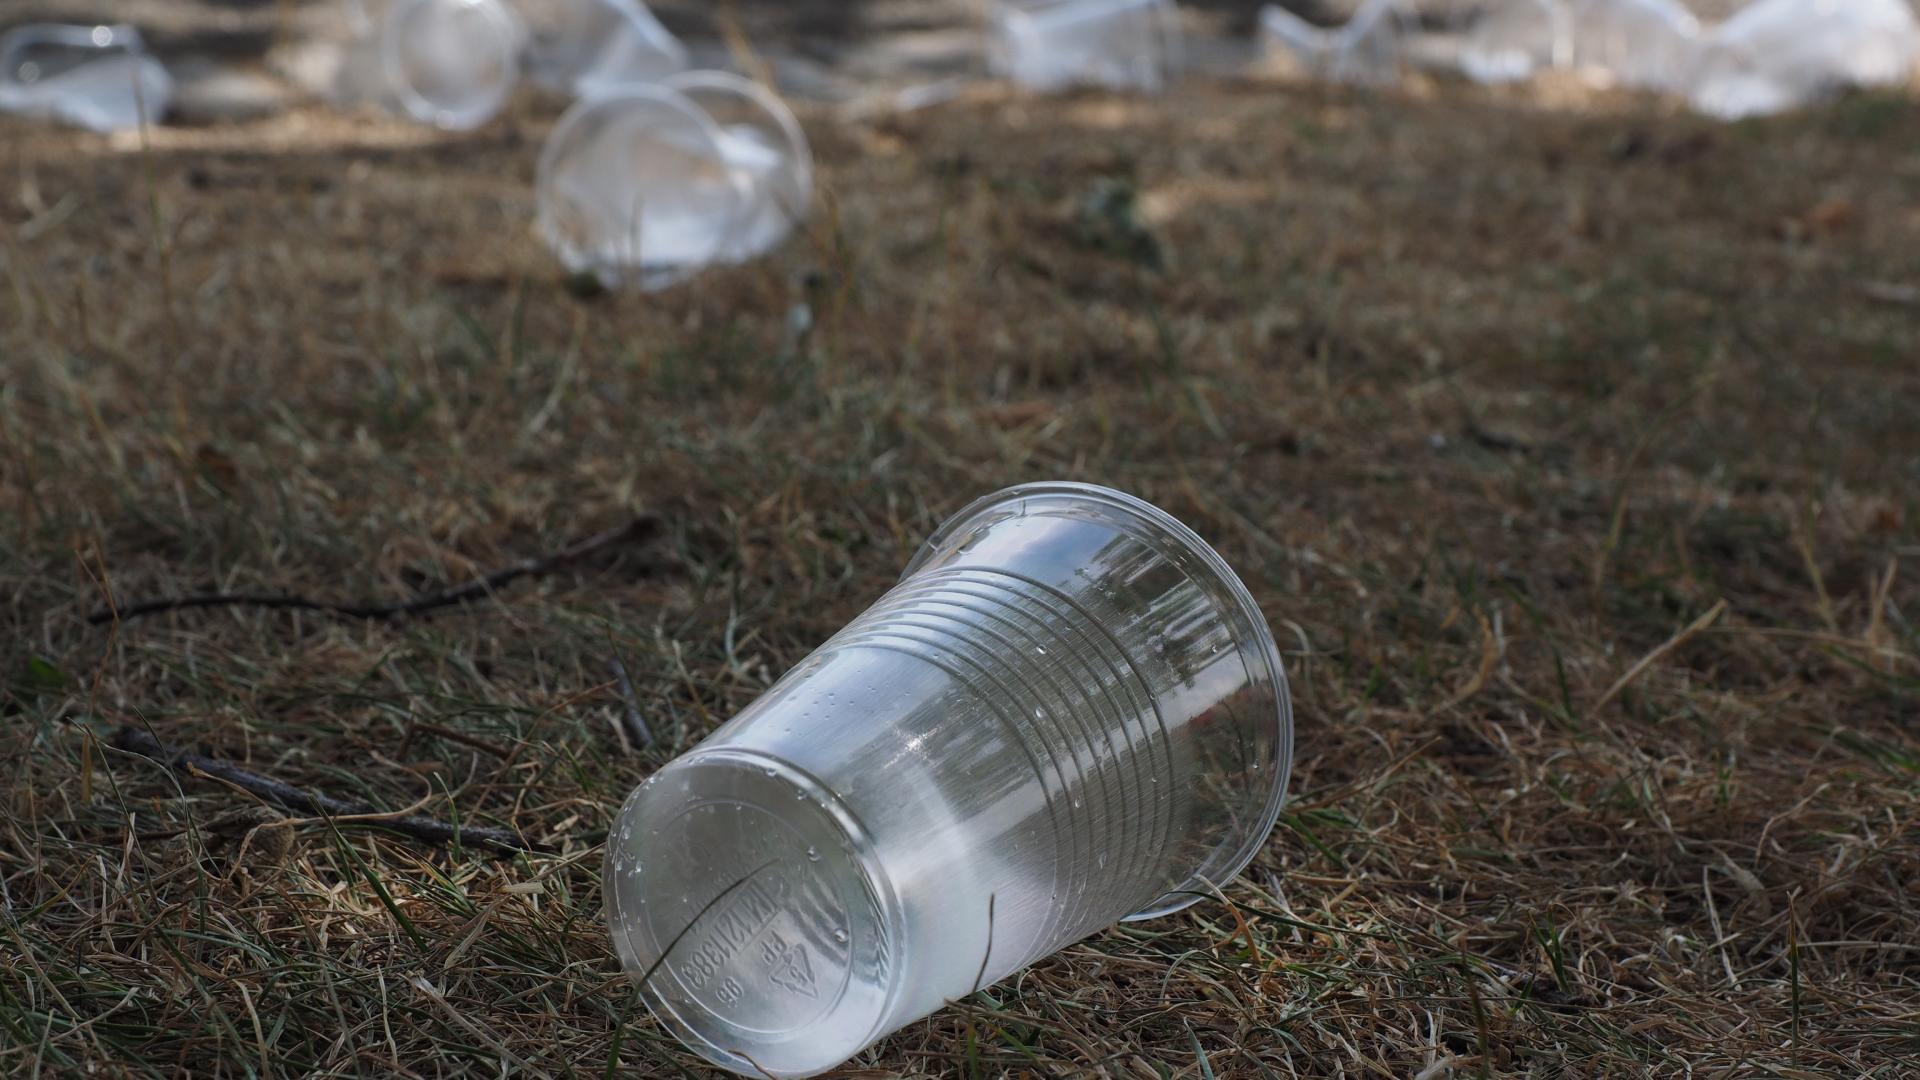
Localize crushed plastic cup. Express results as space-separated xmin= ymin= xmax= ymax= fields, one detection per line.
xmin=1687 ymin=0 xmax=1919 ymax=119
xmin=379 ymin=0 xmax=524 ymax=129
xmin=987 ymin=0 xmax=1185 ymax=93
xmin=1565 ymin=0 xmax=1700 ymax=92
xmin=0 ymin=24 xmax=173 ymax=133
xmin=536 ymin=73 xmax=811 ymax=289
xmin=1458 ymin=0 xmax=1570 ymax=84
xmin=1258 ymin=0 xmax=1414 ymax=86
xmin=604 ymin=482 xmax=1294 ymax=1078
xmin=514 ymin=0 xmax=687 ymax=97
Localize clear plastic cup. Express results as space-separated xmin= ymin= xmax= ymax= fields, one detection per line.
xmin=1258 ymin=0 xmax=1414 ymax=86
xmin=1565 ymin=0 xmax=1700 ymax=92
xmin=987 ymin=0 xmax=1185 ymax=94
xmin=659 ymin=71 xmax=813 ymax=264
xmin=1458 ymin=0 xmax=1570 ymax=84
xmin=535 ymin=73 xmax=810 ymax=289
xmin=515 ymin=0 xmax=687 ymax=96
xmin=378 ymin=0 xmax=524 ymax=130
xmin=1687 ymin=0 xmax=1919 ymax=120
xmin=605 ymin=482 xmax=1294 ymax=1078
xmin=0 ymin=23 xmax=173 ymax=133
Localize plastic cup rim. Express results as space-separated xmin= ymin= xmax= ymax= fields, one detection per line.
xmin=380 ymin=0 xmax=522 ymax=131
xmin=659 ymin=68 xmax=816 ymax=216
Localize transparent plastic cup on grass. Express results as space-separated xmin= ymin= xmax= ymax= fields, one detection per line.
xmin=659 ymin=71 xmax=813 ymax=264
xmin=1458 ymin=0 xmax=1570 ymax=84
xmin=1565 ymin=0 xmax=1700 ymax=93
xmin=1687 ymin=0 xmax=1919 ymax=120
xmin=988 ymin=0 xmax=1185 ymax=93
xmin=515 ymin=0 xmax=687 ymax=96
xmin=1258 ymin=0 xmax=1414 ymax=86
xmin=0 ymin=24 xmax=173 ymax=133
xmin=536 ymin=73 xmax=810 ymax=289
xmin=604 ymin=482 xmax=1294 ymax=1078
xmin=379 ymin=0 xmax=524 ymax=129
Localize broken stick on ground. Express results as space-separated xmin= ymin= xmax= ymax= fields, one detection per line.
xmin=88 ymin=516 xmax=663 ymax=626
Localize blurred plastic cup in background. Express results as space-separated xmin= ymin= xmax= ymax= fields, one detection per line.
xmin=1565 ymin=0 xmax=1699 ymax=93
xmin=0 ymin=23 xmax=173 ymax=133
xmin=988 ymin=0 xmax=1184 ymax=93
xmin=535 ymin=73 xmax=810 ymax=289
xmin=380 ymin=0 xmax=524 ymax=129
xmin=1458 ymin=0 xmax=1569 ymax=84
xmin=516 ymin=0 xmax=687 ymax=97
xmin=536 ymin=84 xmax=746 ymax=289
xmin=604 ymin=482 xmax=1294 ymax=1078
xmin=1258 ymin=0 xmax=1413 ymax=86
xmin=659 ymin=70 xmax=813 ymax=263
xmin=1687 ymin=0 xmax=1919 ymax=119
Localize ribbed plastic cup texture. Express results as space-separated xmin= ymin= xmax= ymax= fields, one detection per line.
xmin=988 ymin=0 xmax=1184 ymax=93
xmin=605 ymin=483 xmax=1293 ymax=1077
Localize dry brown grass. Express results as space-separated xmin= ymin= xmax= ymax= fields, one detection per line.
xmin=3 ymin=73 xmax=1919 ymax=1078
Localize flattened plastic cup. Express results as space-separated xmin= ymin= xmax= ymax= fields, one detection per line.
xmin=0 ymin=23 xmax=173 ymax=133
xmin=605 ymin=482 xmax=1294 ymax=1078
xmin=987 ymin=0 xmax=1185 ymax=94
xmin=380 ymin=0 xmax=523 ymax=130
xmin=516 ymin=0 xmax=687 ymax=96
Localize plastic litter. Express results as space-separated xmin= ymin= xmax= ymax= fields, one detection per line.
xmin=658 ymin=71 xmax=814 ymax=264
xmin=515 ymin=0 xmax=688 ymax=97
xmin=536 ymin=72 xmax=811 ymax=289
xmin=339 ymin=0 xmax=685 ymax=129
xmin=0 ymin=24 xmax=173 ymax=133
xmin=1688 ymin=0 xmax=1920 ymax=119
xmin=1458 ymin=0 xmax=1570 ymax=84
xmin=1258 ymin=0 xmax=1414 ymax=86
xmin=381 ymin=0 xmax=524 ymax=129
xmin=604 ymin=482 xmax=1294 ymax=1078
xmin=1565 ymin=0 xmax=1700 ymax=92
xmin=988 ymin=0 xmax=1184 ymax=93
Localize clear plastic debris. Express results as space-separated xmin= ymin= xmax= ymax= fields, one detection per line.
xmin=1259 ymin=0 xmax=1416 ymax=86
xmin=515 ymin=0 xmax=688 ymax=97
xmin=0 ymin=24 xmax=173 ymax=133
xmin=1688 ymin=0 xmax=1920 ymax=119
xmin=535 ymin=72 xmax=812 ymax=289
xmin=1566 ymin=0 xmax=1701 ymax=93
xmin=987 ymin=0 xmax=1185 ymax=93
xmin=1458 ymin=0 xmax=1570 ymax=84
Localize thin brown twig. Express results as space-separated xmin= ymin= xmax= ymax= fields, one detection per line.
xmin=110 ymin=727 xmax=553 ymax=856
xmin=87 ymin=516 xmax=662 ymax=626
